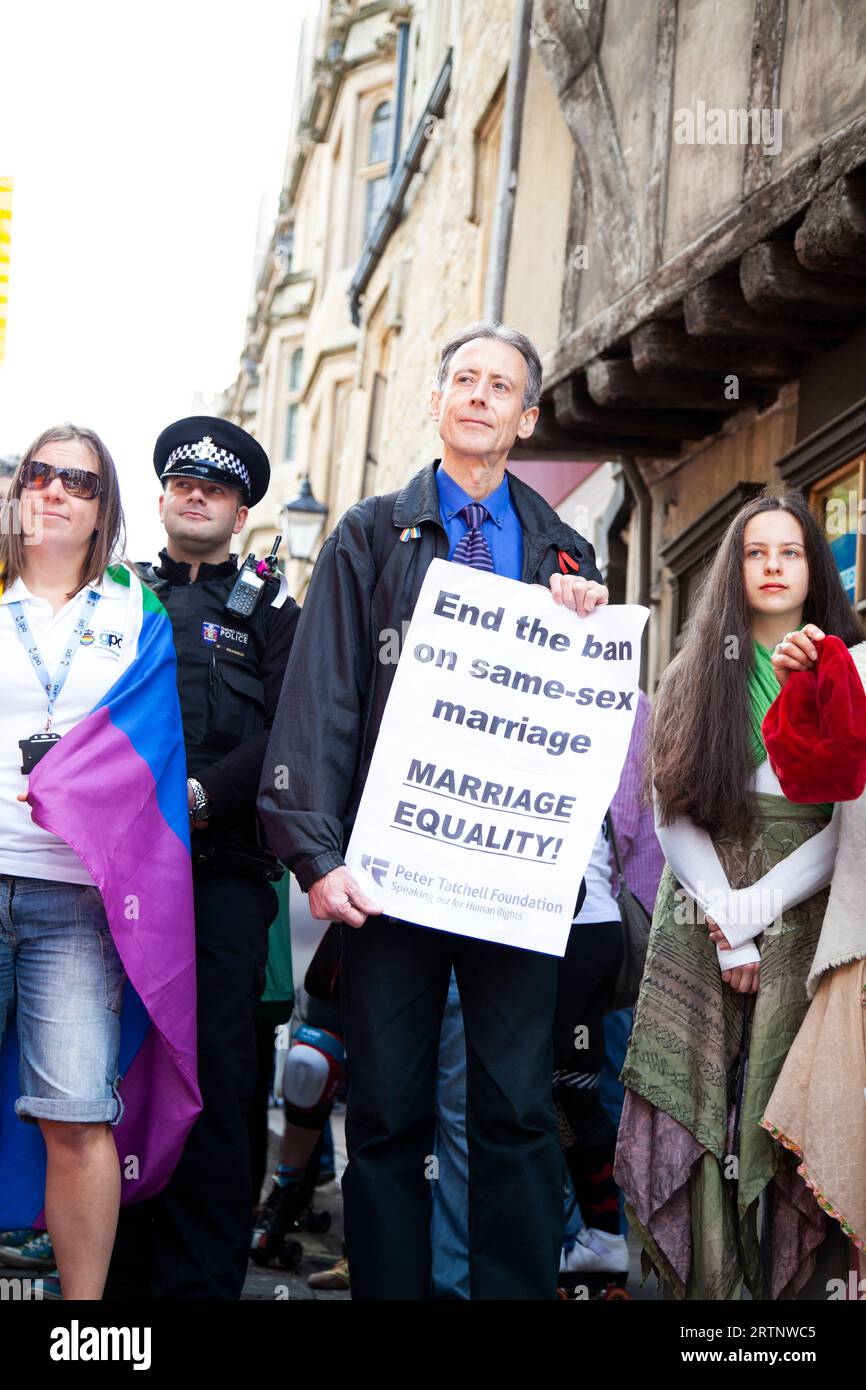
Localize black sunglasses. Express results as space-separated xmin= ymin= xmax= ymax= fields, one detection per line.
xmin=20 ymin=459 xmax=103 ymax=501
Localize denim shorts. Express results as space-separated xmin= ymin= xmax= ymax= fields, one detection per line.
xmin=0 ymin=875 xmax=126 ymax=1125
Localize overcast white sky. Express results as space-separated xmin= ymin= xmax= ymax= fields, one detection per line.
xmin=0 ymin=0 xmax=303 ymax=556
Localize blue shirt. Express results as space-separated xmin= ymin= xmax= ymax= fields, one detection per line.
xmin=435 ymin=464 xmax=523 ymax=581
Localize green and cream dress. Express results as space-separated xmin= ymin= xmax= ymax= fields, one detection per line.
xmin=615 ymin=644 xmax=839 ymax=1299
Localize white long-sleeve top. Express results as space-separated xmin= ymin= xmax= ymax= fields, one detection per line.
xmin=654 ymin=759 xmax=839 ymax=970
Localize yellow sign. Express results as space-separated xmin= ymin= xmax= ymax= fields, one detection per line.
xmin=0 ymin=178 xmax=11 ymax=366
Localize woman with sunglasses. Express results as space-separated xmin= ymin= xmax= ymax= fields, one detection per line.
xmin=0 ymin=424 xmax=197 ymax=1299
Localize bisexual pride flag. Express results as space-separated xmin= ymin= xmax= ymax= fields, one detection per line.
xmin=0 ymin=564 xmax=201 ymax=1228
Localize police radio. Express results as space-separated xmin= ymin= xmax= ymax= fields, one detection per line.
xmin=225 ymin=535 xmax=282 ymax=619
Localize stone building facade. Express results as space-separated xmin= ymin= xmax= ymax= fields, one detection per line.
xmin=226 ymin=0 xmax=596 ymax=599
xmin=227 ymin=0 xmax=866 ymax=690
xmin=527 ymin=0 xmax=866 ymax=687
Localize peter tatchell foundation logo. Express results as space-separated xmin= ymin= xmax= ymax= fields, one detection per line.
xmin=361 ymin=853 xmax=390 ymax=886
xmin=49 ymin=1320 xmax=151 ymax=1371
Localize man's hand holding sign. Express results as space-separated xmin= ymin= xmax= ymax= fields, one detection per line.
xmin=312 ymin=568 xmax=611 ymax=930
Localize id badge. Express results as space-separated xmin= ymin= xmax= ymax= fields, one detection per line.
xmin=19 ymin=732 xmax=61 ymax=774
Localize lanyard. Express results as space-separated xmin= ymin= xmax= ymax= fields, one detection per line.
xmin=9 ymin=588 xmax=101 ymax=732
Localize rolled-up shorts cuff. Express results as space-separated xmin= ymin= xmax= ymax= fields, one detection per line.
xmin=16 ymin=1076 xmax=125 ymax=1127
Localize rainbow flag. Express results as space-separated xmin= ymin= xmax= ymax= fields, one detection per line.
xmin=0 ymin=565 xmax=201 ymax=1228
xmin=0 ymin=177 xmax=10 ymax=367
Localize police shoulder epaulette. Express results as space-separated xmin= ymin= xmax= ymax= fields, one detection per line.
xmin=269 ymin=572 xmax=291 ymax=608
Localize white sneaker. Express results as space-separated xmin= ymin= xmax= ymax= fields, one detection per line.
xmin=559 ymin=1226 xmax=629 ymax=1277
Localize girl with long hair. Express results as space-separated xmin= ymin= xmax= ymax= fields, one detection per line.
xmin=614 ymin=489 xmax=861 ymax=1300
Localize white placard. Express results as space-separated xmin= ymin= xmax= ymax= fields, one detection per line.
xmin=346 ymin=559 xmax=649 ymax=956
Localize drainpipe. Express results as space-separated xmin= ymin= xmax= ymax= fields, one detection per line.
xmin=619 ymin=457 xmax=652 ymax=691
xmin=390 ymin=12 xmax=411 ymax=175
xmin=484 ymin=0 xmax=533 ymax=321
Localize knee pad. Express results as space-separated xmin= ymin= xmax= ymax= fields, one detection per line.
xmin=282 ymin=1024 xmax=345 ymax=1130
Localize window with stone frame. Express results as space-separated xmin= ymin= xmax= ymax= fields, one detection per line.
xmin=357 ymin=97 xmax=393 ymax=256
xmin=283 ymin=345 xmax=304 ymax=464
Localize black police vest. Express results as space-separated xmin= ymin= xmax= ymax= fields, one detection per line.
xmin=142 ymin=562 xmax=269 ymax=778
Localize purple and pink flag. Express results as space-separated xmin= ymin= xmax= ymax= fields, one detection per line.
xmin=0 ymin=564 xmax=200 ymax=1228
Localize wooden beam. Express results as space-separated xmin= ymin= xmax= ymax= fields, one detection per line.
xmin=533 ymin=0 xmax=641 ymax=315
xmin=531 ymin=0 xmax=600 ymax=96
xmin=740 ymin=241 xmax=866 ymax=322
xmin=683 ymin=275 xmax=846 ymax=348
xmin=553 ymin=374 xmax=722 ymax=441
xmin=559 ymin=150 xmax=587 ymax=338
xmin=543 ymin=109 xmax=866 ymax=390
xmin=586 ymin=357 xmax=762 ymax=412
xmin=795 ymin=172 xmax=866 ymax=276
xmin=511 ymin=435 xmax=673 ymax=461
xmin=741 ymin=0 xmax=788 ymax=198
xmin=644 ymin=0 xmax=678 ymax=273
xmin=515 ymin=395 xmax=676 ymax=459
xmin=631 ymin=320 xmax=801 ymax=382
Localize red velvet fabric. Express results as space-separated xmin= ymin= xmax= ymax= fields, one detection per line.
xmin=762 ymin=635 xmax=866 ymax=802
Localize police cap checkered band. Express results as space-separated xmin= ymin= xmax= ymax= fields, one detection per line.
xmin=154 ymin=416 xmax=270 ymax=506
xmin=163 ymin=438 xmax=251 ymax=493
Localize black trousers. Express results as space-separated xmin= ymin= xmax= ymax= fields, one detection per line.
xmin=340 ymin=916 xmax=563 ymax=1301
xmin=552 ymin=919 xmax=624 ymax=1230
xmin=106 ymin=871 xmax=275 ymax=1300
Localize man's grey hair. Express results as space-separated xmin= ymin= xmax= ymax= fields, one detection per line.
xmin=0 ymin=454 xmax=19 ymax=477
xmin=435 ymin=321 xmax=543 ymax=411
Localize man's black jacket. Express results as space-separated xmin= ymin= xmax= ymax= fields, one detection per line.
xmin=257 ymin=460 xmax=602 ymax=891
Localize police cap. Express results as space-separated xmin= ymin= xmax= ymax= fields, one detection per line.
xmin=153 ymin=416 xmax=270 ymax=508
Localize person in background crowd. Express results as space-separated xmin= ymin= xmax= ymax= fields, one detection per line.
xmin=0 ymin=426 xmax=197 ymax=1299
xmin=250 ymin=873 xmax=295 ymax=1215
xmin=259 ymin=322 xmax=609 ymax=1300
xmin=251 ymin=994 xmax=345 ymax=1274
xmin=430 ymin=970 xmax=470 ymax=1299
xmin=0 ymin=455 xmax=19 ymax=502
xmin=598 ymin=688 xmax=665 ymax=1148
xmin=105 ymin=418 xmax=299 ymax=1301
xmin=559 ymin=689 xmax=664 ymax=1286
xmin=616 ymin=491 xmax=861 ymax=1300
xmin=430 ymin=691 xmax=664 ymax=1298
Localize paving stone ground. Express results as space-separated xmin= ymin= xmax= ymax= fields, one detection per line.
xmin=1 ymin=1099 xmax=658 ymax=1302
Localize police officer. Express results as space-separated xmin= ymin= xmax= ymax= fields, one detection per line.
xmin=106 ymin=418 xmax=299 ymax=1300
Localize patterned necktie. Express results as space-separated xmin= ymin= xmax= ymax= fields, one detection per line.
xmin=452 ymin=502 xmax=495 ymax=572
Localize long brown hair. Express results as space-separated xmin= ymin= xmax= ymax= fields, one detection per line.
xmin=0 ymin=424 xmax=127 ymax=597
xmin=651 ymin=489 xmax=863 ymax=840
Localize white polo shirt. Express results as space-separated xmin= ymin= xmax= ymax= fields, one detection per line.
xmin=575 ymin=822 xmax=619 ymax=924
xmin=0 ymin=569 xmax=136 ymax=884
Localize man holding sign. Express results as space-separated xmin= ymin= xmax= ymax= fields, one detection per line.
xmin=259 ymin=323 xmax=612 ymax=1300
